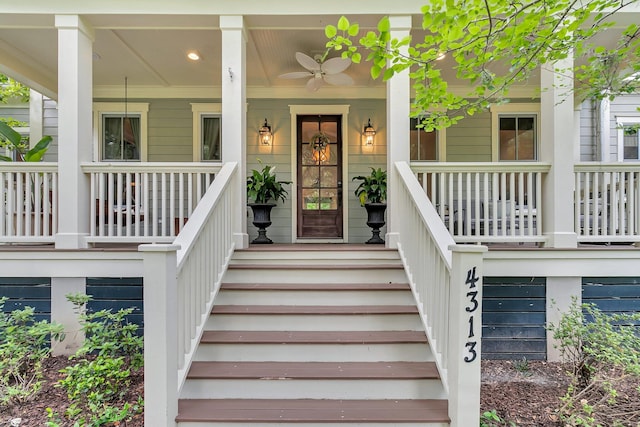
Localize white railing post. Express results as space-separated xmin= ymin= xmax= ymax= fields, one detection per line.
xmin=140 ymin=244 xmax=179 ymax=427
xmin=447 ymin=244 xmax=487 ymax=427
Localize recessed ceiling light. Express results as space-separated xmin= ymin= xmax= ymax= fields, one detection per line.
xmin=187 ymin=50 xmax=201 ymax=61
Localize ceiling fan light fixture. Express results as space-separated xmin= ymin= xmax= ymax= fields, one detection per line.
xmin=187 ymin=50 xmax=201 ymax=61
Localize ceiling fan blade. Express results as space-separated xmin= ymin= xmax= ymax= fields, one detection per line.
xmin=321 ymin=57 xmax=351 ymax=74
xmin=324 ymin=72 xmax=354 ymax=86
xmin=279 ymin=71 xmax=312 ymax=79
xmin=296 ymin=52 xmax=321 ymax=72
xmin=306 ymin=75 xmax=324 ymax=92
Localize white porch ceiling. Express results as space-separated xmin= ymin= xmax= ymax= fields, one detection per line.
xmin=0 ymin=8 xmax=636 ymax=101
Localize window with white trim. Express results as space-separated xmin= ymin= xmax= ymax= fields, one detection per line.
xmin=93 ymin=102 xmax=149 ymax=162
xmin=490 ymin=103 xmax=540 ymax=161
xmin=191 ymin=103 xmax=222 ymax=162
xmin=617 ymin=117 xmax=640 ymax=161
xmin=498 ymin=115 xmax=536 ymax=160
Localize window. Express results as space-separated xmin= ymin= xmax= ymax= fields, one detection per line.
xmin=201 ymin=115 xmax=221 ymax=161
xmin=616 ymin=117 xmax=640 ymax=161
xmin=93 ymin=103 xmax=149 ymax=162
xmin=410 ymin=117 xmax=437 ymax=161
xmin=191 ymin=103 xmax=222 ymax=162
xmin=102 ymin=114 xmax=140 ymax=161
xmin=498 ymin=115 xmax=536 ymax=160
xmin=491 ymin=103 xmax=540 ymax=162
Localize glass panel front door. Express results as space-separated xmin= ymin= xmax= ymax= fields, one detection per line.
xmin=297 ymin=115 xmax=343 ymax=238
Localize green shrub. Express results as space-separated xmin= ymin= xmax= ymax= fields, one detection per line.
xmin=67 ymin=293 xmax=143 ymax=368
xmin=548 ymin=298 xmax=640 ymax=426
xmin=480 ymin=409 xmax=516 ymax=427
xmin=47 ymin=294 xmax=144 ymax=426
xmin=0 ymin=297 xmax=64 ymax=404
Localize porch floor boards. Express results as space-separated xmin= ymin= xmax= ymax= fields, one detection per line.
xmin=0 ymin=242 xmax=637 ymax=252
xmin=176 ymin=399 xmax=449 ymax=423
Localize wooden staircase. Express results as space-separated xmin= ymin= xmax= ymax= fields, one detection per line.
xmin=176 ymin=245 xmax=450 ymax=426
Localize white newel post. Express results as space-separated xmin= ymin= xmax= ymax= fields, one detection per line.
xmin=54 ymin=15 xmax=93 ymax=249
xmin=140 ymin=244 xmax=179 ymax=427
xmin=540 ymin=54 xmax=578 ymax=248
xmin=385 ymin=16 xmax=412 ymax=248
xmin=448 ymin=244 xmax=487 ymax=427
xmin=220 ymin=15 xmax=248 ymax=249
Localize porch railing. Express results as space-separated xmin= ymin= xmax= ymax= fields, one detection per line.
xmin=0 ymin=162 xmax=58 ymax=243
xmin=83 ymin=162 xmax=222 ymax=243
xmin=575 ymin=162 xmax=640 ymax=243
xmin=394 ymin=161 xmax=486 ymax=427
xmin=412 ymin=162 xmax=551 ymax=244
xmin=141 ymin=162 xmax=238 ymax=427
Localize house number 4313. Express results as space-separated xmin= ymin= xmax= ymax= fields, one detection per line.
xmin=464 ymin=266 xmax=479 ymax=363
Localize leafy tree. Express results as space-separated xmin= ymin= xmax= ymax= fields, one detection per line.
xmin=325 ymin=0 xmax=640 ymax=131
xmin=0 ymin=74 xmax=30 ymax=104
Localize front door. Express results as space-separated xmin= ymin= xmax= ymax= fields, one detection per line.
xmin=297 ymin=115 xmax=343 ymax=239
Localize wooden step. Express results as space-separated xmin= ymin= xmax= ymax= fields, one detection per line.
xmin=215 ymin=283 xmax=416 ymax=306
xmin=181 ymin=361 xmax=446 ymax=399
xmin=187 ymin=361 xmax=439 ymax=380
xmin=200 ymin=330 xmax=428 ymax=344
xmin=176 ymin=399 xmax=449 ymax=423
xmin=220 ymin=282 xmax=411 ymax=291
xmin=211 ymin=305 xmax=419 ymax=315
xmin=227 ymin=263 xmax=404 ymax=270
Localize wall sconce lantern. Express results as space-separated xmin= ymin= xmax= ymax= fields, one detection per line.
xmin=259 ymin=118 xmax=273 ymax=145
xmin=363 ymin=118 xmax=376 ymax=146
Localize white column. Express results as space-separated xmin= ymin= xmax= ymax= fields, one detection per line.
xmin=140 ymin=244 xmax=179 ymax=427
xmin=447 ymin=244 xmax=487 ymax=427
xmin=599 ymin=98 xmax=611 ymax=162
xmin=29 ymin=89 xmax=44 ymax=148
xmin=220 ymin=16 xmax=248 ymax=249
xmin=50 ymin=277 xmax=85 ymax=356
xmin=385 ymin=15 xmax=412 ymax=248
xmin=540 ymin=55 xmax=578 ymax=248
xmin=546 ymin=276 xmax=581 ymax=361
xmin=54 ymin=15 xmax=94 ymax=249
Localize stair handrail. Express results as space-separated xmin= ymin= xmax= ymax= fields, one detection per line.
xmin=140 ymin=161 xmax=238 ymax=427
xmin=394 ymin=161 xmax=486 ymax=427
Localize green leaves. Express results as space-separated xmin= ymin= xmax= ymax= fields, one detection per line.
xmin=353 ymin=168 xmax=387 ymax=206
xmin=325 ymin=0 xmax=640 ymax=130
xmin=0 ymin=120 xmax=52 ymax=162
xmin=247 ymin=165 xmax=291 ymax=204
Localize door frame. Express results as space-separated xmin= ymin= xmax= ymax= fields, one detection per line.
xmin=289 ymin=105 xmax=350 ymax=243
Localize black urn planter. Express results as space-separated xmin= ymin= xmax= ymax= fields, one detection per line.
xmin=364 ymin=202 xmax=387 ymax=244
xmin=249 ymin=203 xmax=276 ymax=244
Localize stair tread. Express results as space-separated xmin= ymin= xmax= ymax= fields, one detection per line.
xmin=212 ymin=305 xmax=419 ymax=315
xmin=200 ymin=330 xmax=428 ymax=344
xmin=228 ymin=263 xmax=403 ymax=270
xmin=238 ymin=244 xmax=397 ymax=252
xmin=187 ymin=361 xmax=439 ymax=379
xmin=176 ymin=398 xmax=449 ymax=423
xmin=220 ymin=282 xmax=410 ymax=291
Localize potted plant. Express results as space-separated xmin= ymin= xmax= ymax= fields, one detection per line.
xmin=353 ymin=167 xmax=387 ymax=244
xmin=247 ymin=164 xmax=291 ymax=244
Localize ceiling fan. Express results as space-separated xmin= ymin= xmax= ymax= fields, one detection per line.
xmin=279 ymin=52 xmax=354 ymax=92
